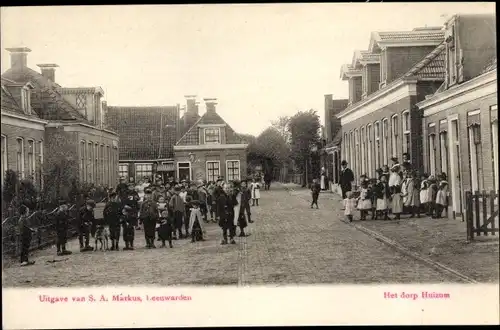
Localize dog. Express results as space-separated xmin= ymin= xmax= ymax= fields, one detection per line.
xmin=94 ymin=225 xmax=110 ymax=251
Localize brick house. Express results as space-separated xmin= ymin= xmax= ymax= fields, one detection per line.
xmin=417 ymin=14 xmax=497 ymax=218
xmin=174 ymin=98 xmax=248 ymax=182
xmin=1 ymin=47 xmax=119 ymax=192
xmin=321 ymin=94 xmax=348 ymax=189
xmin=105 ymin=104 xmax=180 ymax=183
xmin=336 ymin=27 xmax=446 ymax=182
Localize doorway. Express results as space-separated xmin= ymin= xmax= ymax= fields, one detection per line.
xmin=177 ymin=162 xmax=191 ymax=181
xmin=448 ymin=118 xmax=463 ymax=218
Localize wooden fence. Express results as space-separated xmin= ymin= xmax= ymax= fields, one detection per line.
xmin=2 ymin=205 xmax=80 ymax=259
xmin=465 ymin=190 xmax=499 ymax=242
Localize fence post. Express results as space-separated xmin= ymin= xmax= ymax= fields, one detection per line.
xmin=474 ymin=191 xmax=481 ymax=237
xmin=465 ymin=191 xmax=473 ymax=243
xmin=482 ymin=190 xmax=488 ymax=236
xmin=490 ymin=190 xmax=496 ymax=236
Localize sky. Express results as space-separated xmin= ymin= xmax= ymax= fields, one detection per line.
xmin=1 ymin=3 xmax=495 ymax=136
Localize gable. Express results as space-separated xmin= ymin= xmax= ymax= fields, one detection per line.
xmin=176 ymin=111 xmax=246 ymax=146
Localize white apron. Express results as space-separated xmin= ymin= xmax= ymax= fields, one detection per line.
xmin=251 ymin=183 xmax=261 ymax=199
xmin=233 ymin=192 xmax=242 ymax=226
xmin=320 ymin=175 xmax=326 ymax=190
xmin=188 ymin=208 xmax=205 ymax=232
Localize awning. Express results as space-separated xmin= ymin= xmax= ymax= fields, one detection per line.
xmin=157 ymin=163 xmax=175 ymax=172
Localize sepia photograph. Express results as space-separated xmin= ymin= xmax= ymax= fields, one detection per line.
xmin=1 ymin=3 xmax=499 ymax=327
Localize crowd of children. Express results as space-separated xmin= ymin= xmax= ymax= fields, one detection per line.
xmin=343 ymin=155 xmax=449 ymax=222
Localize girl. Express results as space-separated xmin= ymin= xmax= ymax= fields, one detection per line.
xmin=250 ymin=179 xmax=261 ymax=206
xmin=434 ymin=174 xmax=449 ymax=219
xmin=375 ymin=174 xmax=390 ymax=220
xmin=343 ymin=191 xmax=357 ymax=222
xmin=391 ymin=184 xmax=403 ymax=220
xmin=121 ymin=205 xmax=136 ymax=250
xmin=389 ymin=158 xmax=402 ymax=190
xmin=401 ymin=171 xmax=416 ymax=218
xmin=18 ymin=205 xmax=36 ymax=266
xmin=369 ymin=178 xmax=378 ymax=220
xmin=419 ymin=174 xmax=429 ymax=216
xmin=426 ymin=175 xmax=438 ymax=217
xmin=357 ymin=181 xmax=372 ymax=221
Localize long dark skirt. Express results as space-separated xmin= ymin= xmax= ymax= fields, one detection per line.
xmin=143 ymin=221 xmax=156 ymax=240
xmin=238 ymin=211 xmax=247 ymax=229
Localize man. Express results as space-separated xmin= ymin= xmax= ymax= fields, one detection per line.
xmin=79 ymin=199 xmax=96 ymax=252
xmin=139 ymin=189 xmax=159 ymax=248
xmin=263 ymin=172 xmax=272 ymax=191
xmin=311 ymin=178 xmax=321 ymax=209
xmin=116 ymin=177 xmax=129 ymax=205
xmin=18 ymin=204 xmax=36 ymax=266
xmin=232 ymin=180 xmax=249 ymax=237
xmin=104 ymin=192 xmax=122 ymax=251
xmin=55 ymin=201 xmax=72 ymax=256
xmin=240 ymin=179 xmax=253 ymax=223
xmin=169 ymin=186 xmax=186 ymax=239
xmin=339 ymin=160 xmax=354 ymax=199
xmin=216 ymin=184 xmax=236 ymax=245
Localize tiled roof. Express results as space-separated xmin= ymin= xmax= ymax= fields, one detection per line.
xmin=2 ymin=67 xmax=87 ymax=122
xmin=1 ymin=83 xmax=21 ymax=113
xmin=481 ymin=56 xmax=497 ymax=74
xmin=376 ymin=30 xmax=444 ymax=42
xmin=176 ymin=110 xmax=247 ymax=146
xmin=1 ymin=77 xmax=42 ymax=120
xmin=106 ymin=106 xmax=179 ymax=160
xmin=405 ymin=42 xmax=446 ymax=80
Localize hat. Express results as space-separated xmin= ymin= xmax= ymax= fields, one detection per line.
xmin=341 ymin=160 xmax=348 ymax=166
xmin=145 ymin=188 xmax=153 ymax=194
xmin=109 ymin=192 xmax=117 ymax=198
xmin=185 ymin=195 xmax=193 ymax=203
xmin=86 ymin=199 xmax=96 ymax=207
xmin=217 ymin=176 xmax=224 ymax=181
xmin=174 ymin=186 xmax=181 ymax=192
xmin=391 ymin=157 xmax=399 ymax=163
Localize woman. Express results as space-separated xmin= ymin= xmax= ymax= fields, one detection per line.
xmin=401 ymin=171 xmax=417 ymax=218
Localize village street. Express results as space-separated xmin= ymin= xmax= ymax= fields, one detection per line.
xmin=2 ymin=184 xmax=470 ymax=287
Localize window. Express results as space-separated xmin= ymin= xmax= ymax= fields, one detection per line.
xmin=226 ymin=160 xmax=241 ymax=181
xmin=107 ymin=146 xmax=111 ymax=186
xmin=21 ymin=87 xmax=31 ymax=114
xmin=135 ymin=164 xmax=153 ymax=182
xmin=491 ymin=105 xmax=498 ymax=191
xmin=391 ymin=115 xmax=398 ymax=158
xmin=375 ymin=121 xmax=381 ymax=170
xmin=360 ymin=127 xmax=366 ymax=175
xmin=382 ymin=119 xmax=388 ymax=165
xmin=367 ymin=124 xmax=373 ymax=176
xmin=177 ymin=162 xmax=191 ymax=181
xmin=349 ymin=131 xmax=354 ymax=171
xmin=88 ymin=142 xmax=93 ymax=182
xmin=76 ymin=94 xmax=87 ymax=111
xmin=439 ymin=131 xmax=449 ymax=174
xmin=428 ymin=133 xmax=436 ymax=176
xmin=354 ymin=129 xmax=359 ymax=177
xmin=119 ymin=164 xmax=129 ymax=180
xmin=204 ymin=128 xmax=220 ymax=144
xmin=38 ymin=141 xmax=43 ymax=189
xmin=206 ymin=161 xmax=220 ymax=182
xmin=94 ymin=143 xmax=99 ymax=184
xmin=80 ymin=141 xmax=86 ymax=182
xmin=27 ymin=140 xmax=35 ymax=179
xmin=343 ymin=133 xmax=348 ymax=162
xmin=468 ymin=123 xmax=483 ymax=192
xmin=402 ymin=111 xmax=410 ymax=154
xmin=1 ymin=135 xmax=6 ymax=186
xmin=16 ymin=138 xmax=24 ymax=178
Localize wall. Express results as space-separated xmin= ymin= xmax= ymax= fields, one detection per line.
xmin=175 ymin=148 xmax=247 ymax=182
xmin=364 ymin=63 xmax=381 ymax=96
xmin=422 ymin=92 xmax=498 ymax=193
xmin=61 ymin=92 xmax=99 ymax=125
xmin=386 ymin=46 xmax=436 ymax=83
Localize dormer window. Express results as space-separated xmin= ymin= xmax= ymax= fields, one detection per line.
xmin=76 ymin=93 xmax=87 ymax=117
xmin=21 ymin=87 xmax=31 ymax=114
xmin=204 ymin=128 xmax=221 ymax=144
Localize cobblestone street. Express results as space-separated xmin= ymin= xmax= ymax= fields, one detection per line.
xmin=3 ymin=185 xmax=459 ymax=287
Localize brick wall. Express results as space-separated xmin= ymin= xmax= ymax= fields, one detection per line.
xmin=422 ymin=93 xmax=498 ymax=196
xmin=324 ymin=95 xmax=333 ymax=143
xmin=387 ymin=46 xmax=436 ymax=83
xmin=175 ymin=148 xmax=248 ymax=182
xmin=348 ymin=77 xmax=363 ymax=104
xmin=366 ymin=63 xmax=380 ymax=96
xmin=1 ymin=123 xmax=44 ymax=186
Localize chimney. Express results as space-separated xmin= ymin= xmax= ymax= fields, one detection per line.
xmin=204 ymin=98 xmax=218 ymax=113
xmin=184 ymin=95 xmax=198 ymax=116
xmin=37 ymin=64 xmax=59 ymax=82
xmin=6 ymin=47 xmax=31 ymax=70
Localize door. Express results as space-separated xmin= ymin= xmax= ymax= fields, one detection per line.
xmin=448 ymin=118 xmax=463 ymax=217
xmin=177 ymin=162 xmax=191 ymax=181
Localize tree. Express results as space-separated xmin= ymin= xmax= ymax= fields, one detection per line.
xmin=245 ymin=127 xmax=290 ymax=176
xmin=288 ymin=109 xmax=321 ymax=185
xmin=271 ymin=116 xmax=291 ymax=145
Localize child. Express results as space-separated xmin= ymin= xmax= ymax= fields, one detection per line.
xmin=310 ymin=178 xmax=321 ymax=209
xmin=55 ymin=202 xmax=72 ymax=256
xmin=343 ymin=191 xmax=357 ymax=222
xmin=391 ymin=184 xmax=403 ymax=220
xmin=121 ymin=205 xmax=136 ymax=250
xmin=184 ymin=195 xmax=193 ymax=238
xmin=419 ymin=174 xmax=429 ymax=216
xmin=18 ymin=205 xmax=36 ymax=266
xmin=375 ymin=174 xmax=390 ymax=220
xmin=197 ymin=184 xmax=209 ymax=223
xmin=369 ymin=178 xmax=377 ymax=220
xmin=434 ymin=175 xmax=448 ymax=219
xmin=250 ymin=179 xmax=261 ymax=206
xmin=188 ymin=200 xmax=205 ymax=243
xmin=426 ymin=175 xmax=438 ymax=217
xmin=357 ymin=181 xmax=372 ymax=221
xmin=169 ymin=186 xmax=185 ymax=239
xmin=156 ymin=196 xmax=167 ymax=241
xmin=157 ymin=210 xmax=173 ymax=248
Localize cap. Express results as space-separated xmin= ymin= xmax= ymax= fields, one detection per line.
xmin=109 ymin=192 xmax=117 ymax=198
xmin=341 ymin=160 xmax=348 ymax=166
xmin=191 ymin=200 xmax=200 ymax=206
xmin=144 ymin=188 xmax=152 ymax=194
xmin=185 ymin=195 xmax=193 ymax=203
xmin=86 ymin=199 xmax=96 ymax=207
xmin=174 ymin=186 xmax=181 ymax=192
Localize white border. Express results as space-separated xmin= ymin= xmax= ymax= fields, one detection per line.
xmin=206 ymin=160 xmax=221 ymax=182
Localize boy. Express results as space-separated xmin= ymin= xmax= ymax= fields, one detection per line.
xmin=55 ymin=202 xmax=72 ymax=256
xmin=121 ymin=205 xmax=136 ymax=250
xmin=18 ymin=205 xmax=36 ymax=266
xmin=240 ymin=179 xmax=253 ymax=223
xmin=169 ymin=186 xmax=185 ymax=239
xmin=188 ymin=200 xmax=205 ymax=243
xmin=140 ymin=188 xmax=159 ymax=248
xmin=79 ymin=199 xmax=96 ymax=252
xmin=310 ymin=178 xmax=321 ymax=209
xmin=104 ymin=192 xmax=122 ymax=251
xmin=158 ymin=209 xmax=174 ymax=248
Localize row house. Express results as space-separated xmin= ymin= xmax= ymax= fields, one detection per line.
xmin=174 ymin=98 xmax=248 ymax=182
xmin=106 ymin=104 xmax=181 ymax=183
xmin=1 ymin=47 xmax=119 ymax=193
xmin=417 ymin=14 xmax=497 ymax=218
xmin=336 ymin=26 xmax=446 ymax=182
xmin=321 ymin=94 xmax=348 ymax=188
